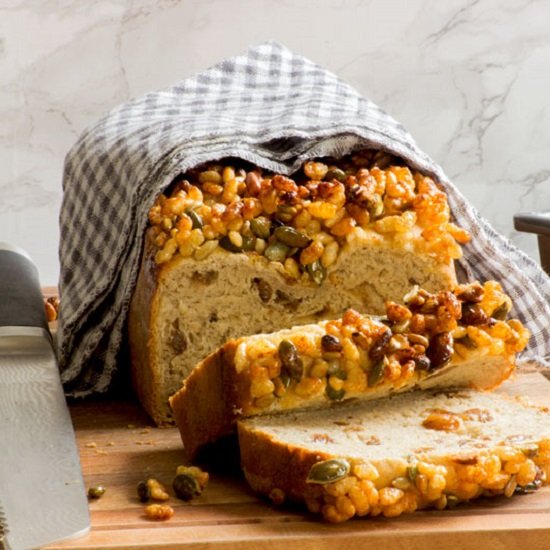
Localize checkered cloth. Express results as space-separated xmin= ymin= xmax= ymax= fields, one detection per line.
xmin=58 ymin=41 xmax=550 ymax=396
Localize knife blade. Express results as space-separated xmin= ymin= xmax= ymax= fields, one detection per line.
xmin=0 ymin=243 xmax=89 ymax=550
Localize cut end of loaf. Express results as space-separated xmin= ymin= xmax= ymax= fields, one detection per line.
xmin=238 ymin=389 xmax=550 ymax=522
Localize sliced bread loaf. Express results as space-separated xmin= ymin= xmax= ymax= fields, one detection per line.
xmin=169 ymin=281 xmax=529 ymax=458
xmin=238 ymin=387 xmax=550 ymax=522
xmin=129 ymin=150 xmax=468 ymax=424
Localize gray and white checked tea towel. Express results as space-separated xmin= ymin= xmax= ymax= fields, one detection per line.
xmin=58 ymin=41 xmax=550 ymax=396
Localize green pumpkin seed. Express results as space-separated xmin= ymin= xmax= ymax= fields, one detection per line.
xmin=264 ymin=241 xmax=290 ymax=262
xmin=307 ymin=260 xmax=326 ymax=285
xmin=326 ymin=360 xmax=347 ymax=380
xmin=368 ymin=359 xmax=385 ymax=387
xmin=492 ymin=302 xmax=511 ymax=320
xmin=446 ymin=494 xmax=460 ymax=508
xmin=173 ymin=473 xmax=201 ymax=501
xmin=326 ymin=384 xmax=345 ymax=401
xmin=241 ymin=235 xmax=256 ymax=251
xmin=325 ymin=168 xmax=346 ymax=182
xmin=88 ymin=485 xmax=106 ymax=499
xmin=407 ymin=465 xmax=418 ymax=483
xmin=187 ymin=210 xmax=203 ymax=229
xmin=273 ymin=226 xmax=311 ymax=248
xmin=250 ymin=217 xmax=272 ymax=239
xmin=367 ymin=195 xmax=384 ymax=219
xmin=307 ymin=458 xmax=351 ymax=484
xmin=276 ymin=205 xmax=298 ymax=223
xmin=219 ymin=235 xmax=242 ymax=252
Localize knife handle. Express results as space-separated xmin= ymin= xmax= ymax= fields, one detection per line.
xmin=0 ymin=244 xmax=48 ymax=331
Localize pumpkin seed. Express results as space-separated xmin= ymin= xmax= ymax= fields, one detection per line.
xmin=219 ymin=235 xmax=242 ymax=252
xmin=278 ymin=340 xmax=303 ymax=381
xmin=250 ymin=217 xmax=272 ymax=239
xmin=264 ymin=241 xmax=290 ymax=262
xmin=368 ymin=359 xmax=385 ymax=387
xmin=326 ymin=384 xmax=345 ymax=401
xmin=173 ymin=473 xmax=201 ymax=501
xmin=276 ymin=205 xmax=298 ymax=223
xmin=241 ymin=235 xmax=256 ymax=251
xmin=273 ymin=226 xmax=311 ymax=248
xmin=88 ymin=485 xmax=106 ymax=499
xmin=187 ymin=210 xmax=203 ymax=229
xmin=325 ymin=168 xmax=346 ymax=182
xmin=446 ymin=494 xmax=460 ymax=508
xmin=407 ymin=465 xmax=418 ymax=483
xmin=326 ymin=359 xmax=343 ymax=376
xmin=307 ymin=458 xmax=350 ymax=484
xmin=306 ymin=260 xmax=326 ymax=285
xmin=492 ymin=302 xmax=511 ymax=320
xmin=367 ymin=194 xmax=384 ymax=219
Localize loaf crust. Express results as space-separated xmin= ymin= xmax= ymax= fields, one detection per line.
xmin=237 ymin=388 xmax=550 ymax=522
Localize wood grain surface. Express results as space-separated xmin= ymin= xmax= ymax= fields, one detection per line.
xmin=42 ymin=372 xmax=550 ymax=550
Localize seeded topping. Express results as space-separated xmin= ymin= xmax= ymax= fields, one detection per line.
xmin=147 ymin=150 xmax=471 ymax=283
xmin=236 ymin=281 xmax=529 ymax=413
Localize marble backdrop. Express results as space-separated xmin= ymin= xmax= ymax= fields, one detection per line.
xmin=1 ymin=0 xmax=549 ymax=284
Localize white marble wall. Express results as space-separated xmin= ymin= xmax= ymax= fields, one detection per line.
xmin=1 ymin=0 xmax=549 ymax=284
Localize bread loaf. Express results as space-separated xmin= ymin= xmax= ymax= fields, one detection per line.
xmin=237 ymin=388 xmax=550 ymax=522
xmin=129 ymin=150 xmax=470 ymax=424
xmin=169 ymin=281 xmax=529 ymax=458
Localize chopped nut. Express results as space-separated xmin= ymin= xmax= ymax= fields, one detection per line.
xmin=144 ymin=503 xmax=174 ymax=521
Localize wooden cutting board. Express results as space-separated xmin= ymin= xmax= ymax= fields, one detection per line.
xmin=43 ymin=372 xmax=550 ymax=550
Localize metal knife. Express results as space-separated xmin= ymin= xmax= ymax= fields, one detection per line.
xmin=0 ymin=243 xmax=89 ymax=550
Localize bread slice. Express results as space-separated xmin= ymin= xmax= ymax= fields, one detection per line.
xmin=129 ymin=151 xmax=468 ymax=425
xmin=237 ymin=388 xmax=550 ymax=522
xmin=169 ymin=281 xmax=530 ymax=458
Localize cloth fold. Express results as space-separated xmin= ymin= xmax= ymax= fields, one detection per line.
xmin=58 ymin=41 xmax=550 ymax=396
